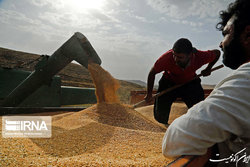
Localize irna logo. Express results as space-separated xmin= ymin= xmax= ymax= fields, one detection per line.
xmin=5 ymin=120 xmax=48 ymax=131
xmin=2 ymin=116 xmax=51 ymax=138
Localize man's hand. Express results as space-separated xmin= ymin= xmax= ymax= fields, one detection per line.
xmin=201 ymin=49 xmax=220 ymax=77
xmin=144 ymin=94 xmax=153 ymax=103
xmin=201 ymin=68 xmax=211 ymax=76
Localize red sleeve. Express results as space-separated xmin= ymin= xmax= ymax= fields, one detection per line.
xmin=153 ymin=51 xmax=172 ymax=73
xmin=196 ymin=50 xmax=216 ymax=66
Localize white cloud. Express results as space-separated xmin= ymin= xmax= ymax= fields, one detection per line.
xmin=120 ymin=9 xmax=155 ymax=23
xmin=170 ymin=18 xmax=203 ymax=27
xmin=0 ymin=8 xmax=39 ymax=25
xmin=146 ymin=0 xmax=231 ymax=19
xmin=29 ymin=0 xmax=50 ymax=7
xmin=0 ymin=8 xmax=67 ymax=41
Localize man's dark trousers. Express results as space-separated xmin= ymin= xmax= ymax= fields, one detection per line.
xmin=154 ymin=76 xmax=205 ymax=124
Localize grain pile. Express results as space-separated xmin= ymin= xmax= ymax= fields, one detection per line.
xmin=135 ymin=102 xmax=188 ymax=125
xmin=0 ymin=63 xmax=185 ymax=166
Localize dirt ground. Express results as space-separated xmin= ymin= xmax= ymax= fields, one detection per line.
xmin=0 ymin=102 xmax=188 ymax=167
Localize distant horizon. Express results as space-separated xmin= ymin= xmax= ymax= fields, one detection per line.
xmin=0 ymin=45 xmax=228 ymax=86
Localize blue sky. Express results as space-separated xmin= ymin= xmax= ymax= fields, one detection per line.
xmin=0 ymin=0 xmax=235 ymax=85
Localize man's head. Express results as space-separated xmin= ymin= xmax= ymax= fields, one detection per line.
xmin=172 ymin=38 xmax=193 ymax=68
xmin=217 ymin=0 xmax=250 ymax=69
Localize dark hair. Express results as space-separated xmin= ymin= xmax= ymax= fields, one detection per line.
xmin=216 ymin=0 xmax=250 ymax=37
xmin=172 ymin=38 xmax=193 ymax=54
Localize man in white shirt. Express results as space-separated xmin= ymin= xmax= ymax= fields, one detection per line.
xmin=162 ymin=0 xmax=250 ymax=166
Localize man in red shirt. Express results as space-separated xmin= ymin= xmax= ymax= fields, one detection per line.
xmin=144 ymin=38 xmax=220 ymax=126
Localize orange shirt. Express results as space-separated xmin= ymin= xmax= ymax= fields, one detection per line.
xmin=153 ymin=49 xmax=216 ymax=84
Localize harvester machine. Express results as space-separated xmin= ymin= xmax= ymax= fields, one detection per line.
xmin=0 ymin=32 xmax=101 ymax=115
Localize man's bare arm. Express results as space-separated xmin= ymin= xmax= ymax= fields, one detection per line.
xmin=201 ymin=49 xmax=221 ymax=76
xmin=144 ymin=67 xmax=157 ymax=103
